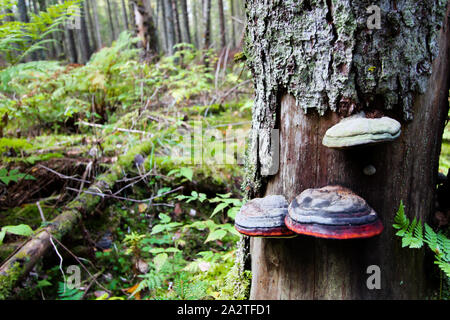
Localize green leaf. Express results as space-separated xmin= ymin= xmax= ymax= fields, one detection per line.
xmin=151 ymin=224 xmax=166 ymax=235
xmin=0 ymin=229 xmax=6 ymax=245
xmin=2 ymin=224 xmax=33 ymax=237
xmin=179 ymin=167 xmax=193 ymax=181
xmin=158 ymin=213 xmax=171 ymax=224
xmin=210 ymin=202 xmax=228 ymax=218
xmin=205 ymin=229 xmax=227 ymax=243
xmin=153 ymin=253 xmax=168 ymax=271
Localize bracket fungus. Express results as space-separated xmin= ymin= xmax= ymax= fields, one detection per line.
xmin=235 ymin=195 xmax=296 ymax=237
xmin=285 ymin=186 xmax=383 ymax=239
xmin=322 ymin=113 xmax=401 ymax=149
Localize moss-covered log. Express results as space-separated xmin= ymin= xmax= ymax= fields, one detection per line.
xmin=0 ymin=142 xmax=153 ymax=299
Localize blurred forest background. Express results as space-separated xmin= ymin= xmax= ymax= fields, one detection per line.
xmin=0 ymin=0 xmax=448 ymax=300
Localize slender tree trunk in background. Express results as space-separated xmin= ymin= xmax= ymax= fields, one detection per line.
xmin=218 ymin=0 xmax=226 ymax=49
xmin=128 ymin=1 xmax=136 ymax=35
xmin=157 ymin=0 xmax=167 ymax=52
xmin=179 ymin=0 xmax=191 ymax=44
xmin=65 ymin=27 xmax=78 ymax=63
xmin=91 ymin=0 xmax=103 ymax=49
xmin=170 ymin=0 xmax=182 ymax=45
xmin=132 ymin=0 xmax=159 ymax=58
xmin=163 ymin=0 xmax=176 ymax=55
xmin=229 ymin=0 xmax=236 ymax=48
xmin=31 ymin=0 xmax=39 ymax=14
xmin=106 ymin=0 xmax=117 ymax=43
xmin=112 ymin=0 xmax=122 ymax=34
xmin=192 ymin=0 xmax=199 ymax=48
xmin=78 ymin=0 xmax=92 ymax=63
xmin=121 ymin=0 xmax=130 ymax=31
xmin=245 ymin=0 xmax=450 ymax=300
xmin=17 ymin=0 xmax=37 ymax=61
xmin=85 ymin=0 xmax=97 ymax=52
xmin=201 ymin=0 xmax=211 ymax=50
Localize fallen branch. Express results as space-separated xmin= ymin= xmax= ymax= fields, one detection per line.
xmin=65 ymin=185 xmax=183 ymax=205
xmin=0 ymin=143 xmax=154 ymax=299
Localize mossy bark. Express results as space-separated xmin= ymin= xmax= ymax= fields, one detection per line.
xmin=245 ymin=0 xmax=450 ymax=299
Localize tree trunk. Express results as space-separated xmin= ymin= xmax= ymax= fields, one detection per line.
xmin=17 ymin=0 xmax=38 ymax=61
xmin=245 ymin=0 xmax=450 ymax=300
xmin=229 ymin=0 xmax=236 ymax=48
xmin=85 ymin=0 xmax=98 ymax=52
xmin=202 ymin=0 xmax=211 ymax=50
xmin=171 ymin=0 xmax=182 ymax=45
xmin=163 ymin=0 xmax=176 ymax=55
xmin=132 ymin=0 xmax=159 ymax=57
xmin=78 ymin=0 xmax=92 ymax=63
xmin=112 ymin=0 xmax=122 ymax=34
xmin=218 ymin=0 xmax=226 ymax=49
xmin=106 ymin=0 xmax=117 ymax=43
xmin=65 ymin=28 xmax=78 ymax=63
xmin=91 ymin=0 xmax=103 ymax=50
xmin=192 ymin=0 xmax=199 ymax=48
xmin=179 ymin=0 xmax=191 ymax=44
xmin=121 ymin=0 xmax=130 ymax=31
xmin=157 ymin=0 xmax=168 ymax=52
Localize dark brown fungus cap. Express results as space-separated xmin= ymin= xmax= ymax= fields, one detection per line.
xmin=285 ymin=186 xmax=383 ymax=239
xmin=235 ymin=195 xmax=296 ymax=237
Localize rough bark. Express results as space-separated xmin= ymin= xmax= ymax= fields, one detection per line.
xmin=245 ymin=0 xmax=450 ymax=300
xmin=132 ymin=0 xmax=159 ymax=56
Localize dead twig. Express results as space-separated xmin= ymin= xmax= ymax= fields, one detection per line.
xmin=65 ymin=185 xmax=183 ymax=205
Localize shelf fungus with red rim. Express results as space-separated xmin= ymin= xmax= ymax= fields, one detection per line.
xmin=285 ymin=186 xmax=383 ymax=239
xmin=235 ymin=195 xmax=296 ymax=237
xmin=322 ymin=113 xmax=401 ymax=149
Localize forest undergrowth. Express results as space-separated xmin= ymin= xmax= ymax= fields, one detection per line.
xmin=0 ymin=32 xmax=252 ymax=300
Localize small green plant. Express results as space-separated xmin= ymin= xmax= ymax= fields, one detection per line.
xmin=0 ymin=168 xmax=35 ymax=185
xmin=0 ymin=224 xmax=33 ymax=244
xmin=57 ymin=282 xmax=83 ymax=300
xmin=393 ymin=201 xmax=450 ymax=277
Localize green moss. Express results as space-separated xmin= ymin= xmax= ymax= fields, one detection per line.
xmin=0 ymin=138 xmax=32 ymax=153
xmin=0 ymin=262 xmax=24 ymax=300
xmin=0 ymin=204 xmax=59 ymax=230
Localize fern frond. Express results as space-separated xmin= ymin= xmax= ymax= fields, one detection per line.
xmin=393 ymin=201 xmax=409 ymax=236
xmin=424 ymin=223 xmax=438 ymax=252
xmin=435 ymin=259 xmax=450 ymax=278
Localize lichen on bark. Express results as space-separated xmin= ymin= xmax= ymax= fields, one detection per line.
xmin=244 ymin=0 xmax=448 ymax=196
